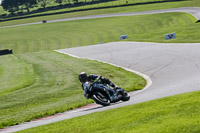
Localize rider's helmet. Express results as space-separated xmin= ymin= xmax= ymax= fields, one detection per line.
xmin=78 ymin=72 xmax=87 ymax=83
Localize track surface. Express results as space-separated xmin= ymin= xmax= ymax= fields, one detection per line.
xmin=3 ymin=42 xmax=200 ymax=133
xmin=59 ymin=42 xmax=200 ymax=102
xmin=1 ymin=7 xmax=200 ymax=29
xmin=1 ymin=7 xmax=200 ymax=133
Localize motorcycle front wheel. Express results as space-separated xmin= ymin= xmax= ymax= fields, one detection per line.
xmin=92 ymin=92 xmax=110 ymax=106
xmin=121 ymin=91 xmax=130 ymax=101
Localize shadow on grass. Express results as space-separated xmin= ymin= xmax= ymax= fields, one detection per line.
xmin=0 ymin=0 xmax=188 ymax=22
xmin=82 ymin=101 xmax=124 ymax=112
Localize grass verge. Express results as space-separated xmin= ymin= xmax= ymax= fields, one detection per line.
xmin=16 ymin=90 xmax=200 ymax=133
xmin=0 ymin=51 xmax=146 ymax=129
xmin=0 ymin=12 xmax=198 ymax=54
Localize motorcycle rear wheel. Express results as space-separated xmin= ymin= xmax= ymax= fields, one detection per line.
xmin=92 ymin=92 xmax=110 ymax=106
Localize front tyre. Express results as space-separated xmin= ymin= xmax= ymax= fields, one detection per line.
xmin=92 ymin=92 xmax=110 ymax=106
xmin=121 ymin=91 xmax=130 ymax=101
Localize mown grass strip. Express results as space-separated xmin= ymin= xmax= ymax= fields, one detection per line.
xmin=16 ymin=91 xmax=200 ymax=133
xmin=0 ymin=55 xmax=35 ymax=96
xmin=0 ymin=51 xmax=146 ymax=128
xmin=0 ymin=12 xmax=198 ymax=54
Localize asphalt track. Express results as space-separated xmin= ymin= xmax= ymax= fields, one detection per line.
xmin=1 ymin=7 xmax=200 ymax=133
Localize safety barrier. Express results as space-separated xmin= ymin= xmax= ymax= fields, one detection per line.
xmin=0 ymin=49 xmax=13 ymax=56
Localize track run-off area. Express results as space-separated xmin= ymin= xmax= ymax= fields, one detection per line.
xmin=1 ymin=7 xmax=200 ymax=133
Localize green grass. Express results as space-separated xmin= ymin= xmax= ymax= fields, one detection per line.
xmin=0 ymin=55 xmax=35 ymax=96
xmin=0 ymin=1 xmax=199 ymax=131
xmin=0 ymin=12 xmax=199 ymax=54
xmin=0 ymin=6 xmax=5 ymax=13
xmin=0 ymin=0 xmax=200 ymax=27
xmin=0 ymin=10 xmax=199 ymax=130
xmin=16 ymin=90 xmax=200 ymax=133
xmin=0 ymin=51 xmax=146 ymax=129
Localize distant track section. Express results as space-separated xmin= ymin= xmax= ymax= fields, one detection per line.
xmin=1 ymin=7 xmax=200 ymax=29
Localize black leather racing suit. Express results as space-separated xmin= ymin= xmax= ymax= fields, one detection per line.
xmin=81 ymin=74 xmax=117 ymax=100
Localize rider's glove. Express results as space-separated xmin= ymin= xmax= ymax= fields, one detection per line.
xmin=109 ymin=82 xmax=115 ymax=87
xmin=115 ymin=86 xmax=120 ymax=90
xmin=110 ymin=82 xmax=119 ymax=89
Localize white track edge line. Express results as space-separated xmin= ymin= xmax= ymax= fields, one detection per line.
xmin=55 ymin=50 xmax=152 ymax=96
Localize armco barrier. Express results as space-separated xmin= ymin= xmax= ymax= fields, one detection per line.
xmin=0 ymin=49 xmax=13 ymax=56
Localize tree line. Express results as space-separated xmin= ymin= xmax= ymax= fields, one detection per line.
xmin=1 ymin=0 xmax=82 ymax=14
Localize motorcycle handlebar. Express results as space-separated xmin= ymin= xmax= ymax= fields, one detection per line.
xmin=92 ymin=75 xmax=101 ymax=84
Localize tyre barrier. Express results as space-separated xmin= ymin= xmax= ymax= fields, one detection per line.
xmin=0 ymin=49 xmax=13 ymax=56
xmin=195 ymin=20 xmax=200 ymax=23
xmin=42 ymin=20 xmax=47 ymax=23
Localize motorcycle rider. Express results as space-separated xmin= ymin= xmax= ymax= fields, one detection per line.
xmin=78 ymin=72 xmax=119 ymax=101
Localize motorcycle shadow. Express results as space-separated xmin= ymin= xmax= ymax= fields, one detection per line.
xmin=82 ymin=101 xmax=124 ymax=112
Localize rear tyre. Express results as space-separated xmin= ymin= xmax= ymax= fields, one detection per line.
xmin=92 ymin=92 xmax=110 ymax=106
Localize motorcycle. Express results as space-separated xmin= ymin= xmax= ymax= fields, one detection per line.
xmin=83 ymin=76 xmax=130 ymax=106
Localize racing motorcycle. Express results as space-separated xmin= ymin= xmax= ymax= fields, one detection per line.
xmin=83 ymin=76 xmax=130 ymax=106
